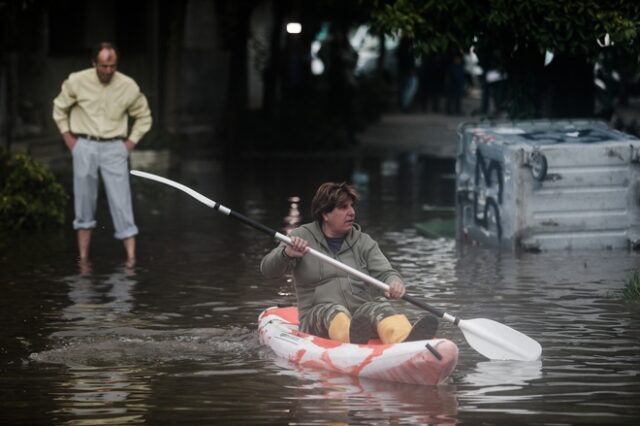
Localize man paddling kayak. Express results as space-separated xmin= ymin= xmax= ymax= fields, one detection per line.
xmin=129 ymin=170 xmax=540 ymax=361
xmin=261 ymin=182 xmax=437 ymax=344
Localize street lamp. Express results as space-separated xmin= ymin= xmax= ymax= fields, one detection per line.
xmin=286 ymin=22 xmax=302 ymax=34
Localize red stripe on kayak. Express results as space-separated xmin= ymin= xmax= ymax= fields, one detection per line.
xmin=350 ymin=345 xmax=388 ymax=376
xmin=269 ymin=306 xmax=300 ymax=325
xmin=310 ymin=336 xmax=342 ymax=348
xmin=299 ymin=350 xmax=342 ymax=372
xmin=292 ymin=349 xmax=307 ymax=363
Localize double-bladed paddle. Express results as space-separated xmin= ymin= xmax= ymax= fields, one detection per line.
xmin=131 ymin=169 xmax=542 ymax=361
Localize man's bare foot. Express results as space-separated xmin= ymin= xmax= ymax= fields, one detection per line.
xmin=78 ymin=258 xmax=92 ymax=275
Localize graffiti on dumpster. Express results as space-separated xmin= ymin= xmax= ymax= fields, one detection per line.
xmin=473 ymin=149 xmax=503 ymax=240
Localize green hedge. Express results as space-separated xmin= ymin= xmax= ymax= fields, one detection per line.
xmin=623 ymin=271 xmax=640 ymax=301
xmin=0 ymin=148 xmax=69 ymax=231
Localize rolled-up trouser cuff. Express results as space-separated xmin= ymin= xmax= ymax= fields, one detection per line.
xmin=114 ymin=225 xmax=138 ymax=240
xmin=73 ymin=219 xmax=97 ymax=230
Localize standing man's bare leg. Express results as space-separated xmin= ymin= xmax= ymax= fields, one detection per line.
xmin=123 ymin=237 xmax=136 ymax=266
xmin=78 ymin=229 xmax=92 ymax=260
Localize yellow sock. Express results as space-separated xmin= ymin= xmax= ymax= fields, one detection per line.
xmin=376 ymin=314 xmax=412 ymax=344
xmin=328 ymin=312 xmax=351 ymax=343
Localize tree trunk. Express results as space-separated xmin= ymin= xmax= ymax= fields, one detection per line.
xmin=262 ymin=0 xmax=286 ymax=118
xmin=161 ymin=2 xmax=187 ymax=132
xmin=218 ymin=1 xmax=256 ymax=149
xmin=546 ymin=54 xmax=595 ymax=118
xmin=502 ymin=47 xmax=546 ymax=118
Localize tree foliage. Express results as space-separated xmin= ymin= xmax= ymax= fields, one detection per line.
xmin=0 ymin=149 xmax=69 ymax=231
xmin=368 ymin=0 xmax=640 ymax=58
xmin=366 ymin=0 xmax=639 ymax=118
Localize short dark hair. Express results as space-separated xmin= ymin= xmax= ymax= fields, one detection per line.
xmin=311 ymin=182 xmax=358 ymax=223
xmin=92 ymin=42 xmax=119 ymax=62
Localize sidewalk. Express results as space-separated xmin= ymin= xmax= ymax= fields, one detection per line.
xmin=15 ymin=93 xmax=483 ymax=168
xmin=357 ymin=94 xmax=481 ymax=159
xmin=358 ymin=95 xmax=640 ymax=160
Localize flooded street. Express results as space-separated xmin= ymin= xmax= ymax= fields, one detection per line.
xmin=1 ymin=153 xmax=639 ymax=425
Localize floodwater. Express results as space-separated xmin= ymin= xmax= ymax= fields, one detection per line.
xmin=1 ymin=152 xmax=639 ymax=425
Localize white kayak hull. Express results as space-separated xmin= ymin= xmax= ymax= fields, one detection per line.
xmin=259 ymin=306 xmax=458 ymax=386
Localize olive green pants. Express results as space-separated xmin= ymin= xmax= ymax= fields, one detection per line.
xmin=299 ymin=301 xmax=398 ymax=338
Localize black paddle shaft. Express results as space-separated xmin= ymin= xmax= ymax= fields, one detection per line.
xmin=226 ymin=209 xmax=280 ymax=237
xmin=403 ymin=294 xmax=446 ymax=319
xmin=223 ymin=204 xmax=446 ymax=320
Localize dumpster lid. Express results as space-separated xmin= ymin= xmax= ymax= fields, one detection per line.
xmin=461 ymin=119 xmax=637 ymax=146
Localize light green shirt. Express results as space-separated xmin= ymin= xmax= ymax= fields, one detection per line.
xmin=52 ymin=68 xmax=152 ymax=143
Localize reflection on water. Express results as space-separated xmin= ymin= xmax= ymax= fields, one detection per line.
xmin=52 ymin=366 xmax=149 ymax=425
xmin=3 ymin=154 xmax=640 ymax=425
xmin=271 ymin=358 xmax=458 ymax=425
xmin=32 ymin=262 xmax=260 ymax=425
xmin=62 ymin=265 xmax=137 ymax=323
xmin=45 ymin=266 xmax=149 ymax=424
xmin=463 ymin=360 xmax=543 ymax=389
xmin=460 ymin=360 xmax=543 ymax=409
xmin=283 ymin=196 xmax=302 ymax=234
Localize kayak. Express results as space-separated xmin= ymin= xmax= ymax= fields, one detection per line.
xmin=258 ymin=306 xmax=459 ymax=386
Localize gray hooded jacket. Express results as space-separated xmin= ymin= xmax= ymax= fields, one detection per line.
xmin=260 ymin=221 xmax=404 ymax=324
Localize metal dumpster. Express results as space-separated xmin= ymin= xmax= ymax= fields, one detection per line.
xmin=456 ymin=120 xmax=640 ymax=251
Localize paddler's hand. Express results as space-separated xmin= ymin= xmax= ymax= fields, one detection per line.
xmin=385 ymin=281 xmax=406 ymax=299
xmin=284 ymin=236 xmax=309 ymax=258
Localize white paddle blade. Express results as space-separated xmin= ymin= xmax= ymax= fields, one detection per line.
xmin=458 ymin=318 xmax=542 ymax=361
xmin=130 ymin=170 xmax=219 ymax=209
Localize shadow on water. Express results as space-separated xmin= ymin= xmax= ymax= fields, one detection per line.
xmin=2 ymin=152 xmax=640 ymax=424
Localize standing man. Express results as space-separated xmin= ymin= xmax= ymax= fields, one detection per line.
xmin=53 ymin=42 xmax=152 ymax=265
